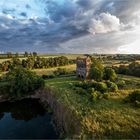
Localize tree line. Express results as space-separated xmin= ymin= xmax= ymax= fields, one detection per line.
xmin=113 ymin=61 xmax=140 ymax=77
xmin=0 ymin=55 xmax=75 ymax=72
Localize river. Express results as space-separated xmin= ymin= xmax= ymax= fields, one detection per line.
xmin=0 ymin=98 xmax=59 ymax=139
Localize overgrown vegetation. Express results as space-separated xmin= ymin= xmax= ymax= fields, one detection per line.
xmin=0 ymin=67 xmax=44 ymax=98
xmin=125 ymin=90 xmax=140 ymax=107
xmin=45 ymin=76 xmax=140 ymax=139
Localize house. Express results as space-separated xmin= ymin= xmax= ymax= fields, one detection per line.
xmin=76 ymin=56 xmax=91 ymax=79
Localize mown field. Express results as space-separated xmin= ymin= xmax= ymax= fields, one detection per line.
xmin=45 ymin=75 xmax=140 ymax=139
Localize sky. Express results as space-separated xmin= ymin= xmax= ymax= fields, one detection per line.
xmin=0 ymin=0 xmax=140 ymax=54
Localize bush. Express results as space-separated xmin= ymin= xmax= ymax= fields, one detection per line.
xmin=106 ymin=81 xmax=118 ymax=92
xmin=94 ymin=82 xmax=108 ymax=93
xmin=125 ymin=90 xmax=140 ymax=107
xmin=75 ymin=87 xmax=87 ymax=95
xmin=75 ymin=81 xmax=90 ymax=89
xmin=117 ymin=80 xmax=126 ymax=89
xmin=102 ymin=93 xmax=109 ymax=99
xmin=91 ymin=91 xmax=98 ymax=102
xmin=0 ymin=67 xmax=45 ymax=98
xmin=127 ymin=90 xmax=140 ymax=102
xmin=91 ymin=91 xmax=109 ymax=102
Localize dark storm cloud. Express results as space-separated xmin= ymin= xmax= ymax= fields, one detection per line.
xmin=0 ymin=0 xmax=140 ymax=53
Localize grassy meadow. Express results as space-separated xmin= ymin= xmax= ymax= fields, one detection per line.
xmin=45 ymin=76 xmax=140 ymax=139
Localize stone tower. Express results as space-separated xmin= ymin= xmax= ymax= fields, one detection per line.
xmin=76 ymin=56 xmax=91 ymax=79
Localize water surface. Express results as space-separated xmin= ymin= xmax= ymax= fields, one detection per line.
xmin=0 ymin=99 xmax=58 ymax=139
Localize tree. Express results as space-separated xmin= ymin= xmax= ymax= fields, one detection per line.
xmin=1 ymin=67 xmax=44 ymax=98
xmin=90 ymin=67 xmax=103 ymax=81
xmin=90 ymin=59 xmax=104 ymax=81
xmin=104 ymin=67 xmax=117 ymax=81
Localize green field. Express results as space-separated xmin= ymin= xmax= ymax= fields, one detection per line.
xmin=45 ymin=75 xmax=140 ymax=139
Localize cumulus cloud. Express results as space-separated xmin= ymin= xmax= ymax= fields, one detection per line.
xmin=88 ymin=13 xmax=122 ymax=34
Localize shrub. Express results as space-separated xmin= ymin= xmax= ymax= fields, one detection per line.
xmin=102 ymin=93 xmax=109 ymax=99
xmin=117 ymin=80 xmax=126 ymax=89
xmin=91 ymin=91 xmax=98 ymax=102
xmin=127 ymin=90 xmax=140 ymax=102
xmin=95 ymin=82 xmax=108 ymax=93
xmin=125 ymin=90 xmax=140 ymax=107
xmin=75 ymin=81 xmax=90 ymax=89
xmin=75 ymin=87 xmax=87 ymax=95
xmin=106 ymin=81 xmax=118 ymax=92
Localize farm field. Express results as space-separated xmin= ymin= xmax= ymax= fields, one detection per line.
xmin=32 ymin=64 xmax=76 ymax=76
xmin=45 ymin=75 xmax=140 ymax=139
xmin=39 ymin=54 xmax=84 ymax=59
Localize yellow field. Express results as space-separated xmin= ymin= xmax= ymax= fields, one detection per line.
xmin=32 ymin=64 xmax=76 ymax=76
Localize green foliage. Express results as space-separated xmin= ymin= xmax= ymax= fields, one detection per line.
xmin=75 ymin=81 xmax=90 ymax=89
xmin=116 ymin=62 xmax=140 ymax=77
xmin=0 ymin=67 xmax=44 ymax=98
xmin=127 ymin=90 xmax=140 ymax=102
xmin=90 ymin=67 xmax=103 ymax=81
xmin=125 ymin=90 xmax=140 ymax=107
xmin=102 ymin=93 xmax=109 ymax=99
xmin=75 ymin=87 xmax=87 ymax=95
xmin=94 ymin=82 xmax=108 ymax=93
xmin=0 ymin=55 xmax=74 ymax=72
xmin=90 ymin=58 xmax=104 ymax=81
xmin=91 ymin=91 xmax=98 ymax=102
xmin=106 ymin=81 xmax=118 ymax=92
xmin=104 ymin=67 xmax=117 ymax=81
xmin=45 ymin=76 xmax=140 ymax=139
xmin=116 ymin=80 xmax=126 ymax=89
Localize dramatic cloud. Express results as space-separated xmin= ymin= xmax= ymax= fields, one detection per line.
xmin=0 ymin=0 xmax=140 ymax=53
xmin=88 ymin=13 xmax=122 ymax=34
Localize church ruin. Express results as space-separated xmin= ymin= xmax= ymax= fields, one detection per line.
xmin=76 ymin=56 xmax=91 ymax=79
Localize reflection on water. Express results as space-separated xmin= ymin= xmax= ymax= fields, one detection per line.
xmin=0 ymin=99 xmax=58 ymax=139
